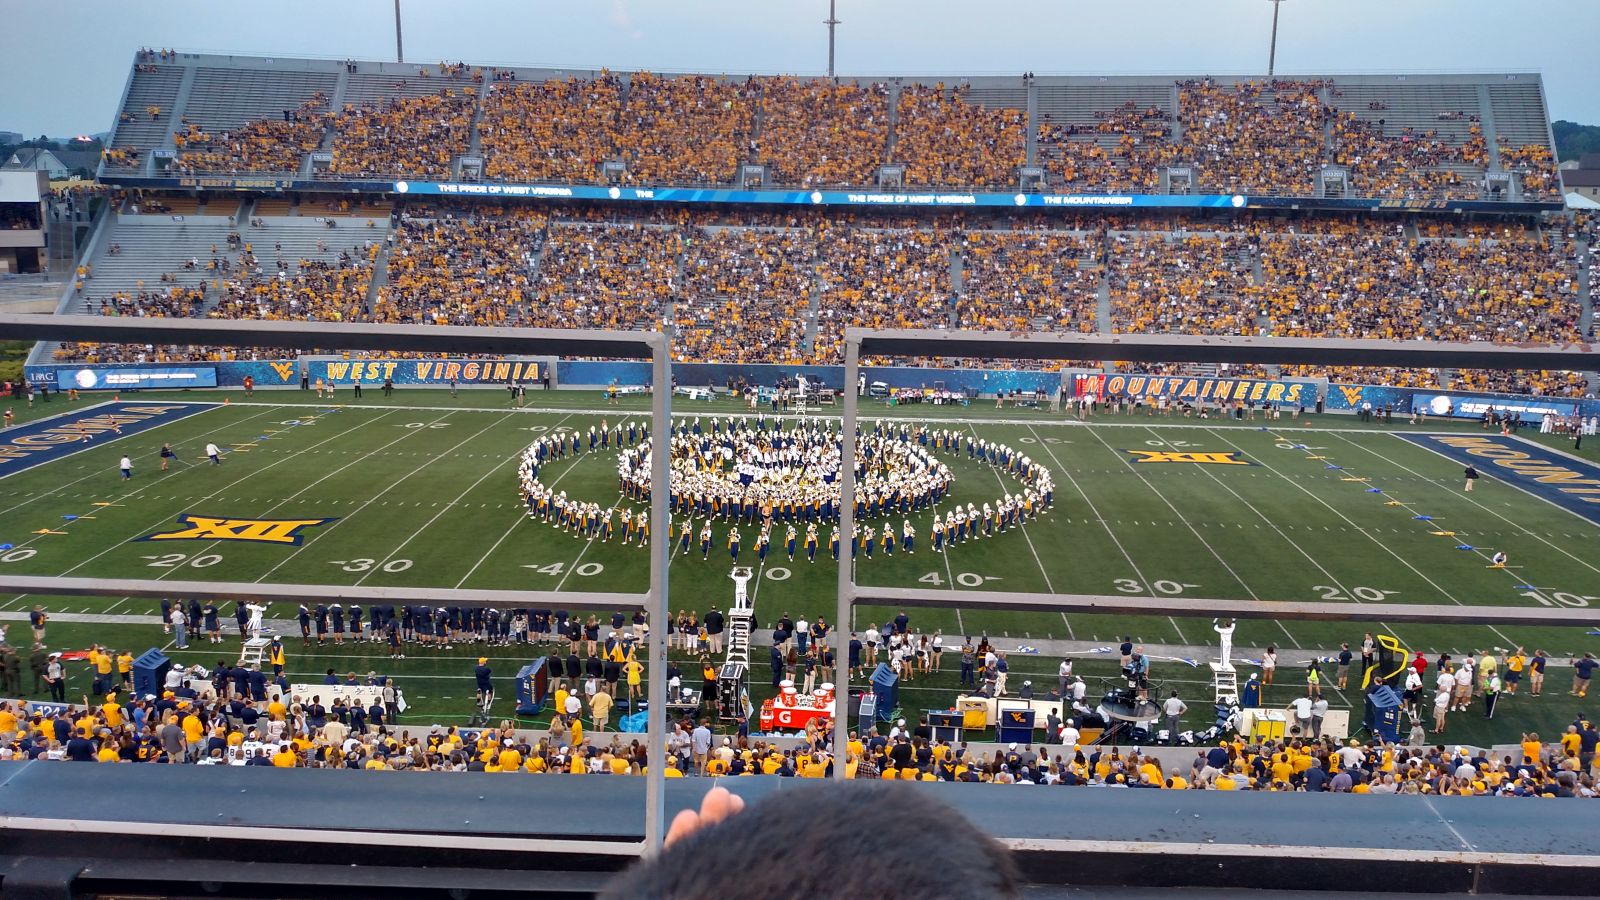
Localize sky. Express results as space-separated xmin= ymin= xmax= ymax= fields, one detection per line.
xmin=0 ymin=0 xmax=1595 ymax=138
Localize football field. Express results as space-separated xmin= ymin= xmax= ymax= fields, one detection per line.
xmin=2 ymin=388 xmax=1596 ymax=744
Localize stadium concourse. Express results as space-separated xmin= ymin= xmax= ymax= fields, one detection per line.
xmin=3 ymin=47 xmax=1600 ymax=818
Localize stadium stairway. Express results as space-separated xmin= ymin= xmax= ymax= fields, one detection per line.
xmin=948 ymin=243 xmax=963 ymax=328
xmin=1095 ymin=269 xmax=1111 ymax=335
xmin=1577 ymin=234 xmax=1593 ymax=335
xmin=803 ymin=262 xmax=822 ymax=355
xmin=466 ymin=86 xmax=487 ymax=157
xmin=103 ymin=64 xmax=185 ymax=175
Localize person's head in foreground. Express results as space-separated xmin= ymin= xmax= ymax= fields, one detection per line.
xmin=602 ymin=781 xmax=1019 ymax=899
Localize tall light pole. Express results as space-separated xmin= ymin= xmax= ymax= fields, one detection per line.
xmin=393 ymin=0 xmax=406 ymax=64
xmin=1266 ymin=0 xmax=1286 ymax=77
xmin=825 ymin=0 xmax=840 ymax=80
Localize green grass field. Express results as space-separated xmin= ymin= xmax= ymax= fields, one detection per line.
xmin=2 ymin=387 xmax=1596 ymax=745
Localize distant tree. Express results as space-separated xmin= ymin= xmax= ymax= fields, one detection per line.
xmin=1552 ymin=120 xmax=1600 ymax=162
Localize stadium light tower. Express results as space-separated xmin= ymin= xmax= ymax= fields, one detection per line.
xmin=1266 ymin=0 xmax=1286 ymax=77
xmin=825 ymin=0 xmax=840 ymax=80
xmin=394 ymin=0 xmax=405 ymax=63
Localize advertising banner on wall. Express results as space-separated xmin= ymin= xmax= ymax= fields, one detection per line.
xmin=55 ymin=366 xmax=218 ymax=391
xmin=1406 ymin=392 xmax=1594 ymax=425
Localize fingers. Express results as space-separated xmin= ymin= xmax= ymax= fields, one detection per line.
xmin=663 ymin=787 xmax=746 ymax=848
xmin=663 ymin=808 xmax=701 ymax=848
xmin=698 ymin=785 xmax=745 ymax=829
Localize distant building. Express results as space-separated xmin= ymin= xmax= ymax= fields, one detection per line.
xmin=1563 ymin=153 xmax=1600 ymax=205
xmin=0 ymin=131 xmax=23 ymax=146
xmin=1 ymin=147 xmax=99 ymax=180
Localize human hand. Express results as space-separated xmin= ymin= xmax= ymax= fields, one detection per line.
xmin=664 ymin=785 xmax=745 ymax=848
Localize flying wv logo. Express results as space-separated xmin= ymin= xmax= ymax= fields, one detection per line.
xmin=1336 ymin=385 xmax=1365 ymax=408
xmin=1123 ymin=450 xmax=1254 ymax=466
xmin=268 ymin=361 xmax=297 ymax=382
xmin=138 ymin=514 xmax=338 ymax=545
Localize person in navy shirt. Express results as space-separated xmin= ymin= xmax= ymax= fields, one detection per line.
xmin=1573 ymin=653 xmax=1597 ymax=698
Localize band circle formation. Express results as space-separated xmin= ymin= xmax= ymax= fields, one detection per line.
xmin=516 ymin=416 xmax=1054 ymax=554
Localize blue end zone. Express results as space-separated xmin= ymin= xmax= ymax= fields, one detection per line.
xmin=1394 ymin=433 xmax=1600 ymax=527
xmin=0 ymin=402 xmax=218 ymax=480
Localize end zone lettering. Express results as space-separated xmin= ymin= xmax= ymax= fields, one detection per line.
xmin=0 ymin=403 xmax=216 ymax=480
xmin=1397 ymin=434 xmax=1600 ymax=526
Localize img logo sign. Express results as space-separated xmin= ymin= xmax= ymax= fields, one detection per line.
xmin=138 ymin=514 xmax=338 ymax=546
xmin=1122 ymin=450 xmax=1254 ymax=466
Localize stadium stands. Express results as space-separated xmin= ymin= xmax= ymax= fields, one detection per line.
xmin=48 ymin=52 xmax=1591 ymax=398
xmin=99 ymin=56 xmax=1559 ymax=204
xmin=480 ymin=75 xmax=623 ymax=183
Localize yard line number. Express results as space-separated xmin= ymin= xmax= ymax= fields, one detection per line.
xmin=143 ymin=552 xmax=224 ymax=569
xmin=920 ymin=572 xmax=1002 ymax=588
xmin=522 ymin=562 xmax=604 ymax=577
xmin=1313 ymin=585 xmax=1399 ymax=602
xmin=1519 ymin=589 xmax=1594 ymax=608
xmin=330 ymin=558 xmax=414 ymax=574
xmin=1113 ymin=578 xmax=1197 ymax=595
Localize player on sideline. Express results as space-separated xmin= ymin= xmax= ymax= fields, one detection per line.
xmin=206 ymin=442 xmax=222 ymax=465
xmin=119 ymin=455 xmax=133 ymax=480
xmin=1490 ymin=551 xmax=1508 ymax=568
xmin=159 ymin=442 xmax=176 ymax=471
xmin=1463 ymin=465 xmax=1479 ymax=492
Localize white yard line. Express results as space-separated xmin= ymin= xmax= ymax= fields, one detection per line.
xmin=0 ymin=401 xmax=226 ymax=483
xmin=254 ymin=412 xmax=507 ymax=582
xmin=1086 ymin=423 xmax=1295 ymax=647
xmin=1249 ymin=427 xmax=1512 ymax=648
xmin=1024 ymin=424 xmax=1180 ymax=643
xmin=0 ymin=406 xmax=280 ymax=516
xmin=354 ymin=414 xmax=521 ymax=585
xmin=1346 ymin=432 xmax=1600 ymax=577
xmin=31 ymin=410 xmax=401 ymax=585
xmin=550 ymin=489 xmax=631 ymax=594
xmin=0 ymin=408 xmax=288 ymax=559
xmin=453 ymin=416 xmax=578 ymax=588
xmin=1144 ymin=426 xmax=1338 ymax=650
xmin=963 ymin=424 xmax=1056 ymax=595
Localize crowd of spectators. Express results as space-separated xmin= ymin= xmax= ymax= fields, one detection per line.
xmin=957 ymin=231 xmax=1100 ymax=332
xmin=894 ymin=84 xmax=1024 ymax=189
xmin=1176 ymin=78 xmax=1332 ymax=197
xmin=1327 ymin=114 xmax=1487 ymax=201
xmin=1108 ymin=233 xmax=1260 ymax=336
xmin=211 ymin=249 xmax=378 ymax=325
xmin=676 ymin=227 xmax=819 ymax=363
xmin=813 ymin=226 xmax=954 ymax=360
xmin=381 ymin=207 xmax=545 ymax=326
xmin=755 ymin=78 xmax=889 ymax=188
xmin=617 ymin=73 xmax=757 ymax=185
xmin=1499 ymin=140 xmax=1560 ymax=201
xmin=175 ymin=95 xmax=330 ymax=175
xmin=44 ymin=205 xmax=1594 ymax=398
xmin=124 ymin=68 xmax=1569 ymax=209
xmin=480 ymin=75 xmax=623 ymax=183
xmin=9 ymin=656 xmax=1597 ymax=795
xmin=1036 ymin=102 xmax=1174 ymax=193
xmin=329 ymin=90 xmax=477 ymax=179
xmin=533 ymin=222 xmax=679 ymax=330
